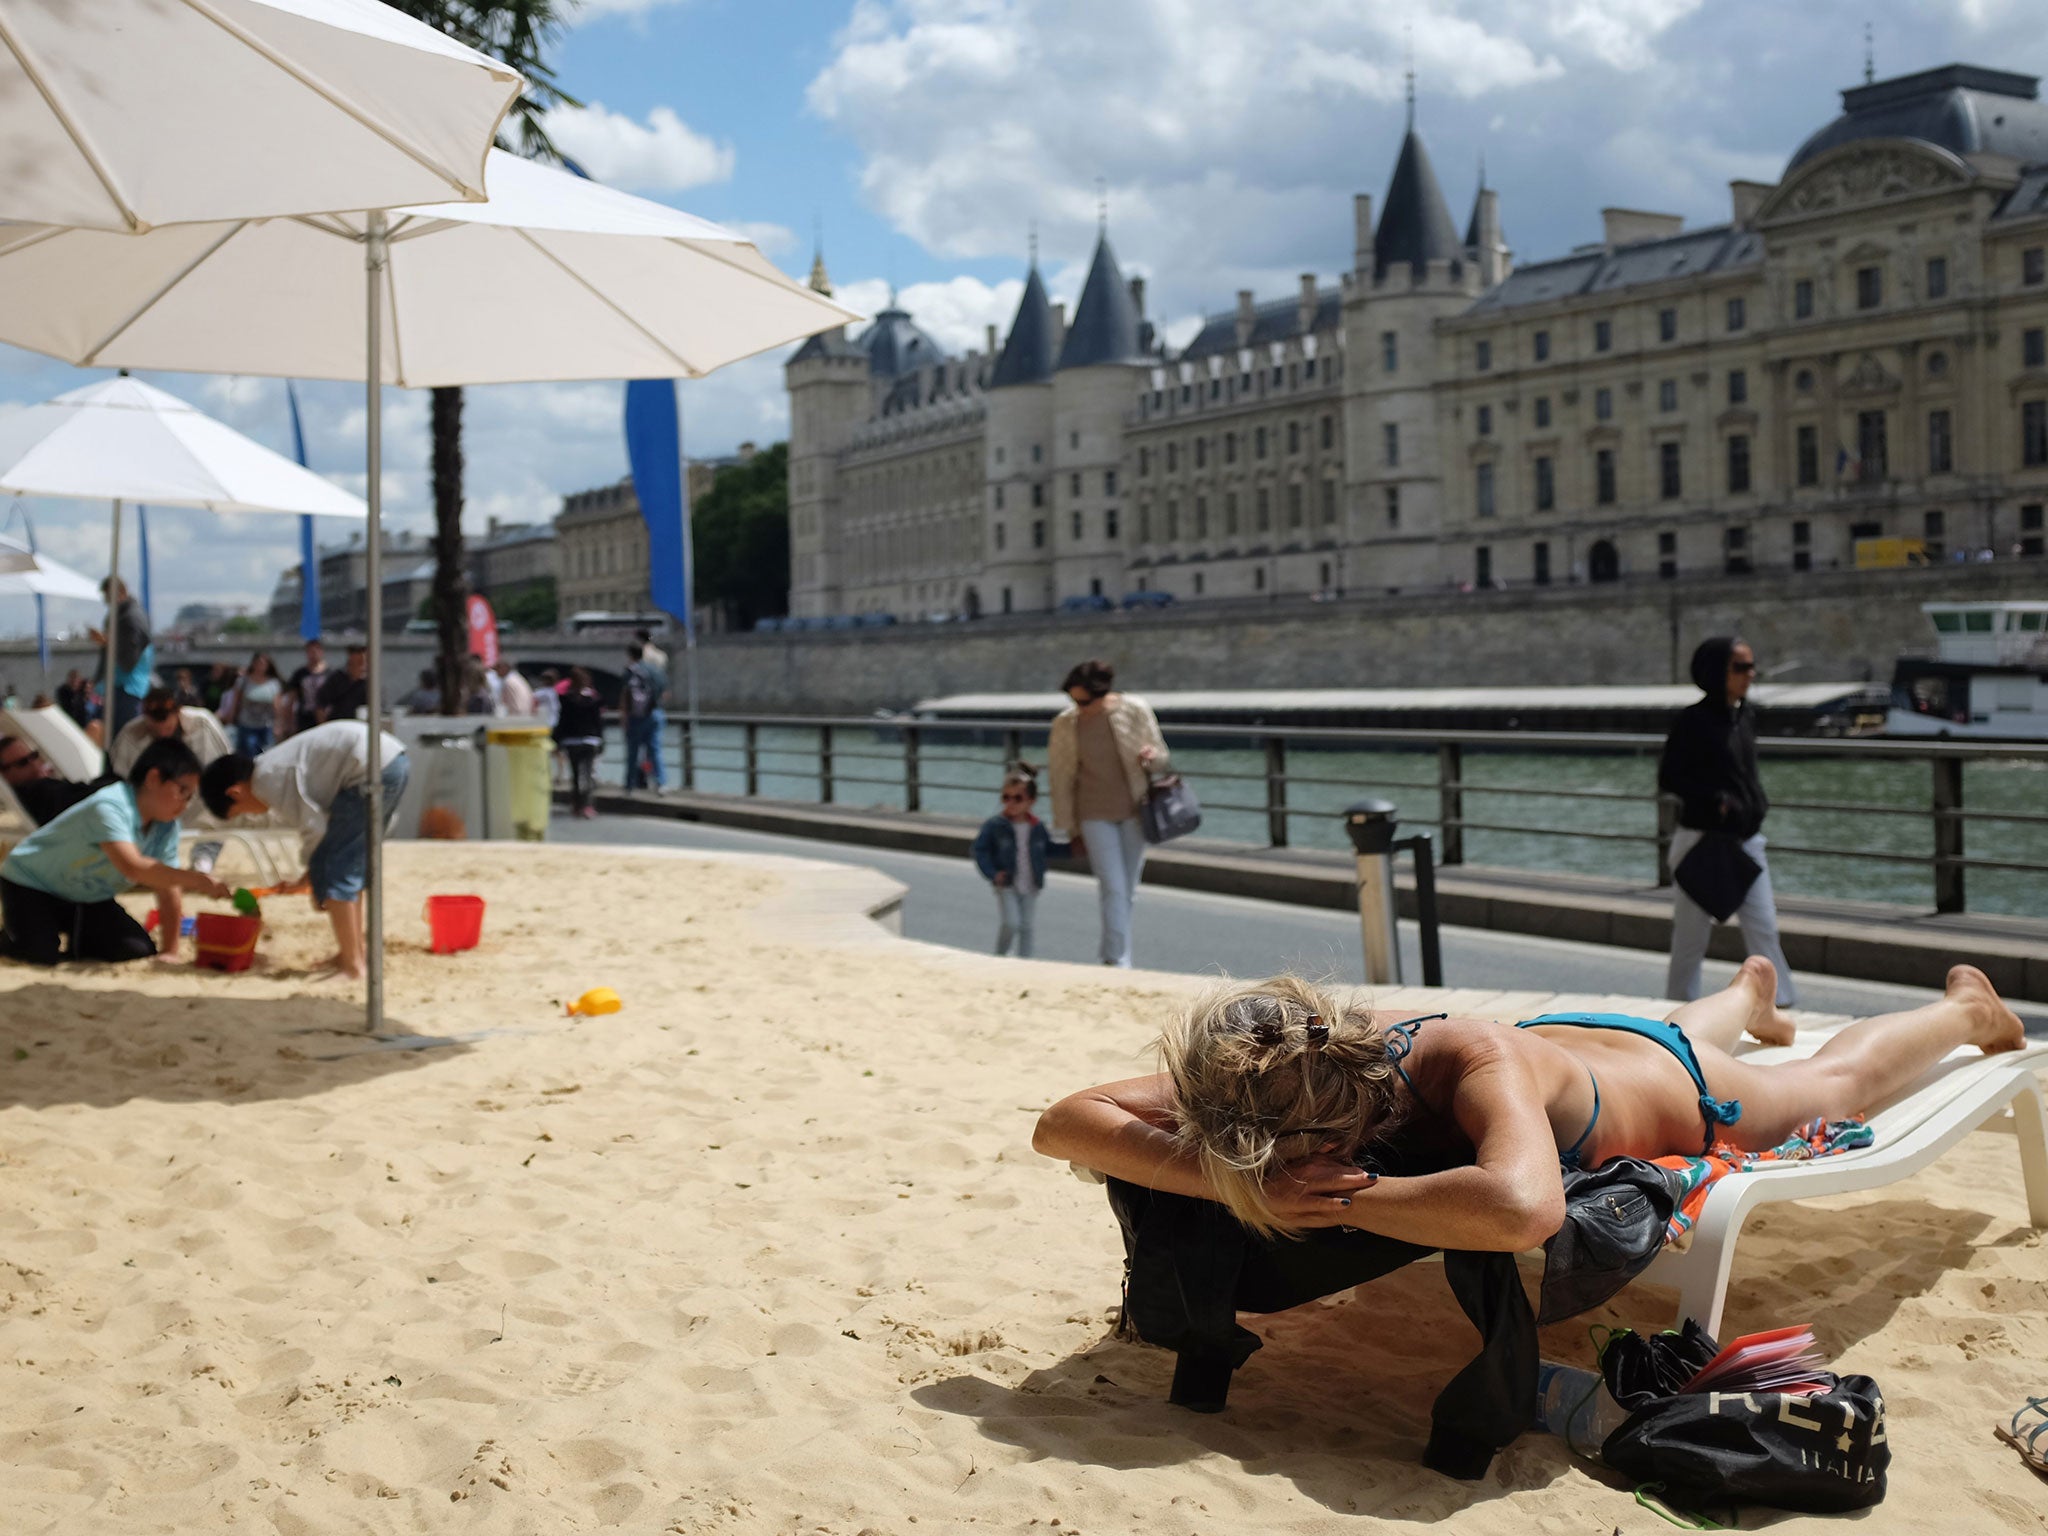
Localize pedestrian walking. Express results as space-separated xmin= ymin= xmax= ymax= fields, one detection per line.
xmin=971 ymin=762 xmax=1051 ymax=958
xmin=1659 ymin=635 xmax=1795 ymax=1005
xmin=553 ymin=668 xmax=604 ymax=818
xmin=89 ymin=576 xmax=154 ymax=737
xmin=494 ymin=658 xmax=535 ymax=717
xmin=1047 ymin=659 xmax=1169 ymax=968
xmin=621 ymin=642 xmax=665 ymax=792
xmin=283 ymin=638 xmax=329 ymax=738
xmin=221 ymin=652 xmax=280 ymax=758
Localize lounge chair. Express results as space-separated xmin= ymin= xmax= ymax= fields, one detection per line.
xmin=1640 ymin=1031 xmax=2048 ymax=1335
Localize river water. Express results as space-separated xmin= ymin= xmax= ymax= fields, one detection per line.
xmin=611 ymin=726 xmax=2047 ymax=918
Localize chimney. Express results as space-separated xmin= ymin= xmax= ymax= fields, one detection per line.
xmin=1473 ymin=187 xmax=1505 ymax=287
xmin=985 ymin=322 xmax=998 ymax=357
xmin=1128 ymin=274 xmax=1146 ymax=318
xmin=1298 ymin=272 xmax=1318 ymax=333
xmin=1353 ymin=193 xmax=1374 ymax=276
xmin=1050 ymin=301 xmax=1067 ymax=354
xmin=1729 ymin=179 xmax=1774 ymax=227
xmin=739 ymin=441 xmax=756 ymax=460
xmin=1235 ymin=289 xmax=1256 ymax=348
xmin=1601 ymin=207 xmax=1685 ymax=250
xmin=488 ymin=516 xmax=500 ymax=537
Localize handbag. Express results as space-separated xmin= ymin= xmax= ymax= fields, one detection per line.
xmin=1674 ymin=831 xmax=1762 ymax=922
xmin=1140 ymin=774 xmax=1201 ymax=845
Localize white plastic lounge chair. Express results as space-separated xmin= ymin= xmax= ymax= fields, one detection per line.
xmin=1639 ymin=1034 xmax=2048 ymax=1336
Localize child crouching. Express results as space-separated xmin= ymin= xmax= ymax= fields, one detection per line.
xmin=971 ymin=762 xmax=1050 ymax=958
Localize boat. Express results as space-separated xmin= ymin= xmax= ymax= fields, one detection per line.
xmin=1886 ymin=600 xmax=2048 ymax=739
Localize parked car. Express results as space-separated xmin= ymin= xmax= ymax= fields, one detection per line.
xmin=854 ymin=612 xmax=898 ymax=628
xmin=754 ymin=616 xmax=783 ymax=633
xmin=1121 ymin=590 xmax=1176 ymax=610
xmin=1058 ymin=593 xmax=1116 ymax=614
xmin=823 ymin=614 xmax=859 ymax=630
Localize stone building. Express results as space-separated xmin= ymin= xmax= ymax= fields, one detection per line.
xmin=468 ymin=519 xmax=558 ymax=613
xmin=785 ymin=61 xmax=2048 ymax=618
xmin=555 ymin=448 xmax=755 ymax=620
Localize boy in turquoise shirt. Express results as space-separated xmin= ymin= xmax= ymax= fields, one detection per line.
xmin=0 ymin=737 xmax=228 ymax=966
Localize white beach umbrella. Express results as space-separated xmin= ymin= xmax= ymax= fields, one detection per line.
xmin=0 ymin=533 xmax=101 ymax=602
xmin=0 ymin=0 xmax=522 ymax=231
xmin=0 ymin=148 xmax=860 ymax=1031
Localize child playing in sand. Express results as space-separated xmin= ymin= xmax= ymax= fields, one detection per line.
xmin=0 ymin=737 xmax=229 ymax=965
xmin=199 ymin=721 xmax=410 ymax=981
xmin=971 ymin=762 xmax=1050 ymax=958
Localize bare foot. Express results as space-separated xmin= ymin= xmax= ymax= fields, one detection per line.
xmin=1947 ymin=965 xmax=2026 ymax=1053
xmin=1737 ymin=957 xmax=1798 ymax=1045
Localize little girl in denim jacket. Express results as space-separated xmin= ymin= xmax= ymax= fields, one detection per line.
xmin=971 ymin=762 xmax=1052 ymax=957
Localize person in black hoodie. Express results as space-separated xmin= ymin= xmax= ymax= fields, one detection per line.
xmin=1658 ymin=636 xmax=1794 ymax=1004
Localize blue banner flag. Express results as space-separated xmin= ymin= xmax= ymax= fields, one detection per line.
xmin=136 ymin=504 xmax=153 ymax=621
xmin=287 ymin=382 xmax=321 ymax=640
xmin=624 ymin=377 xmax=691 ymax=628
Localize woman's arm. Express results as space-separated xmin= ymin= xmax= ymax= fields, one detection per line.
xmin=101 ymin=841 xmax=232 ymax=902
xmin=1033 ymin=1075 xmax=1226 ymax=1202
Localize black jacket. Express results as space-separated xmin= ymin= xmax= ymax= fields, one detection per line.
xmin=553 ymin=688 xmax=605 ymax=745
xmin=1658 ymin=637 xmax=1767 ymax=839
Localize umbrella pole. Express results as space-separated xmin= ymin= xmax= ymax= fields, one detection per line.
xmin=363 ymin=210 xmax=388 ymax=1034
xmin=104 ymin=497 xmax=122 ymax=775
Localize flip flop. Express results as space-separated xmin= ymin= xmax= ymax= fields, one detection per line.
xmin=1994 ymin=1396 xmax=2048 ymax=1479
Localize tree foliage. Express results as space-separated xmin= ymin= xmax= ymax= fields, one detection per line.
xmin=691 ymin=443 xmax=789 ymax=629
xmin=496 ymin=579 xmax=559 ymax=631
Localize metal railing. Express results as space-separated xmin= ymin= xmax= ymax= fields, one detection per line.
xmin=611 ymin=711 xmax=2048 ymax=917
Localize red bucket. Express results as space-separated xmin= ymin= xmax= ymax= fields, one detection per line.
xmin=194 ymin=911 xmax=261 ymax=972
xmin=424 ymin=894 xmax=485 ymax=954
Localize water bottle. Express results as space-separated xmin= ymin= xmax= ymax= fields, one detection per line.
xmin=1535 ymin=1361 xmax=1631 ymax=1458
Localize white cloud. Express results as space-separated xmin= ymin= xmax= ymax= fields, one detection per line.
xmin=542 ymin=102 xmax=734 ymax=192
xmin=572 ymin=0 xmax=690 ymax=17
xmin=728 ymin=220 xmax=799 ymax=256
xmin=834 ymin=274 xmax=1024 ymax=355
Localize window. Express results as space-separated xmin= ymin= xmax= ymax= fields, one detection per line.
xmin=2027 ymin=328 xmax=2047 ymax=369
xmin=1321 ymin=479 xmax=1337 ymax=524
xmin=1304 ymin=359 xmax=1316 ymax=380
xmin=1594 ymin=318 xmax=1612 ymax=352
xmin=1164 ymin=443 xmax=1176 ymax=472
xmin=1659 ymin=440 xmax=1682 ymax=500
xmin=1475 ymin=462 xmax=1496 ymax=519
xmin=1255 ymin=426 xmax=1267 ymax=459
xmin=1595 ymin=387 xmax=1613 ymax=421
xmin=1071 ymin=510 xmax=1083 ymax=539
xmin=1255 ymin=486 xmax=1271 ymax=530
xmin=1287 ymin=421 xmax=1300 ymax=454
xmin=1476 ymin=339 xmax=1492 ymax=372
xmin=1195 ymin=495 xmax=1209 ymax=537
xmin=994 ymin=484 xmax=1005 ymax=511
xmin=1381 ymin=330 xmax=1398 ymax=372
xmin=1031 ymin=519 xmax=1045 ymax=549
xmin=1595 ymin=448 xmax=1617 ymax=505
xmin=1856 ymin=265 xmax=1882 ymax=310
xmin=1724 ymin=525 xmax=1751 ymax=575
xmin=1792 ymin=518 xmax=1810 ymax=571
xmin=1728 ymin=369 xmax=1747 ymax=406
xmin=1225 ymin=431 xmax=1238 ymax=464
xmin=994 ymin=521 xmax=1006 ymax=551
xmin=1927 ymin=256 xmax=1948 ymax=300
xmin=1383 ymin=422 xmax=1400 ymax=466
xmin=1105 ymin=508 xmax=1119 ymax=539
xmin=1031 ymin=482 xmax=1045 ymax=508
xmin=1533 ymin=541 xmax=1551 ymax=585
xmin=1477 ymin=404 xmax=1493 ymax=436
xmin=1385 ymin=486 xmax=1401 ymax=527
xmin=1031 ymin=443 xmax=1042 ymax=463
xmin=1193 ymin=572 xmax=1205 ymax=595
xmin=1658 ymin=307 xmax=1677 ymax=342
xmin=1857 ymin=408 xmax=1889 ymax=481
xmin=1923 ymin=508 xmax=1946 ymax=559
xmin=1287 ymin=483 xmax=1303 ymax=528
xmin=1786 ymin=424 xmax=1815 ymax=488
xmin=1162 ymin=500 xmax=1178 ymax=541
xmin=1070 ymin=472 xmax=1081 ymax=496
xmin=1225 ymin=491 xmax=1240 ymax=533
xmin=1195 ymin=437 xmax=1207 ymax=468
xmin=1320 ymin=414 xmax=1334 ymax=450
xmin=1727 ymin=434 xmax=1751 ymax=494
xmin=1535 ymin=455 xmax=1555 ymax=512
xmin=1929 ymin=409 xmax=1954 ymax=474
xmin=1254 ymin=567 xmax=1266 ymax=591
xmin=1089 ymin=577 xmax=1102 ymax=596
xmin=1137 ymin=447 xmax=1150 ymax=477
xmin=1794 ymin=278 xmax=1814 ymax=319
xmin=2022 ymin=503 xmax=2045 ymax=557
xmin=1474 ymin=546 xmax=1492 ymax=587
xmin=2028 ymin=247 xmax=2046 ymax=287
xmin=1658 ymin=378 xmax=1677 ymax=412
xmin=1534 ymin=329 xmax=1551 ymax=362
xmin=2025 ymin=400 xmax=2048 ymax=467
xmin=1272 ymin=365 xmax=1283 ymax=386
xmin=1137 ymin=506 xmax=1151 ymax=544
xmin=1070 ymin=431 xmax=1080 ymax=449
xmin=1726 ymin=296 xmax=1746 ymax=332
xmin=1104 ymin=469 xmax=1118 ymax=495
xmin=1534 ymin=396 xmax=1551 ymax=429
xmin=1001 ymin=586 xmax=1012 ymax=614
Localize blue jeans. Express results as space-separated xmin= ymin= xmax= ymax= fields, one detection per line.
xmin=308 ymin=755 xmax=410 ymax=904
xmin=235 ymin=725 xmax=273 ymax=758
xmin=1080 ymin=817 xmax=1147 ymax=967
xmin=993 ymin=884 xmax=1037 ymax=957
xmin=624 ymin=715 xmax=664 ymax=790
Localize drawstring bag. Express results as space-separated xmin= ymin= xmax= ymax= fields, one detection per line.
xmin=1140 ymin=774 xmax=1201 ymax=845
xmin=1598 ymin=1324 xmax=1890 ymax=1514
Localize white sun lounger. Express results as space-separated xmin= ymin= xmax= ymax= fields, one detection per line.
xmin=1639 ymin=1033 xmax=2048 ymax=1336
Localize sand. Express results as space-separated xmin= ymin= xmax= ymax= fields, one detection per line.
xmin=0 ymin=841 xmax=2044 ymax=1535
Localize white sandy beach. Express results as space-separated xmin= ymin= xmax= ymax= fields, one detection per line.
xmin=0 ymin=841 xmax=2043 ymax=1534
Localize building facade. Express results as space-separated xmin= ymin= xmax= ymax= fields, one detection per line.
xmin=786 ymin=62 xmax=2048 ymax=619
xmin=556 ymin=449 xmax=755 ymax=620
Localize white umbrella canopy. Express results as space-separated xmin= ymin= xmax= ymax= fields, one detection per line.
xmin=0 ymin=0 xmax=522 ymax=231
xmin=0 ymin=377 xmax=366 ymax=516
xmin=0 ymin=150 xmax=864 ymax=383
xmin=0 ymin=532 xmax=100 ymax=601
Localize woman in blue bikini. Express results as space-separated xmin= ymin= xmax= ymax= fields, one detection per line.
xmin=1034 ymin=958 xmax=2026 ymax=1250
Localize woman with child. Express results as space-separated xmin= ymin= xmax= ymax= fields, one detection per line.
xmin=1046 ymin=659 xmax=1169 ymax=968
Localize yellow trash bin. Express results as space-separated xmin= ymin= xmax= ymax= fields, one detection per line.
xmin=486 ymin=725 xmax=554 ymax=842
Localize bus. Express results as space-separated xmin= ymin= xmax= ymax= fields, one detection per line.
xmin=567 ymin=610 xmax=671 ymax=636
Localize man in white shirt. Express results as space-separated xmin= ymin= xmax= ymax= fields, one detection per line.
xmin=494 ymin=658 xmax=535 ymax=716
xmin=200 ymin=722 xmax=409 ymax=980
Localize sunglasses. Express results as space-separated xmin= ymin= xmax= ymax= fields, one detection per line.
xmin=1729 ymin=660 xmax=1758 ymax=674
xmin=0 ymin=747 xmax=40 ymax=771
xmin=1000 ymin=791 xmax=1031 ymax=802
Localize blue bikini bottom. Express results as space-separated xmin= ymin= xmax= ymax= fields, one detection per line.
xmin=1515 ymin=1012 xmax=1745 ymax=1167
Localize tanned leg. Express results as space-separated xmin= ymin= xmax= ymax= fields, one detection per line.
xmin=1666 ymin=956 xmax=1797 ymax=1051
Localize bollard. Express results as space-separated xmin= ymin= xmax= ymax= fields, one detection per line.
xmin=1343 ymin=798 xmax=1402 ymax=985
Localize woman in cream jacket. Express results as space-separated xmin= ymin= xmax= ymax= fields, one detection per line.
xmin=1047 ymin=659 xmax=1169 ymax=966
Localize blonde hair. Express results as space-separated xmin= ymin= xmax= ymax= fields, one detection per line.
xmin=1159 ymin=976 xmax=1402 ymax=1238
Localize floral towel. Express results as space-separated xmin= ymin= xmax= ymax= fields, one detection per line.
xmin=1655 ymin=1118 xmax=1875 ymax=1247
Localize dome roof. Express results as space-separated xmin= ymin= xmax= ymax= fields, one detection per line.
xmin=1788 ymin=65 xmax=2048 ymax=174
xmin=856 ymin=304 xmax=947 ymax=378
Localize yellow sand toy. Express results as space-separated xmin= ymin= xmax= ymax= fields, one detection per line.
xmin=566 ymin=987 xmax=622 ymax=1018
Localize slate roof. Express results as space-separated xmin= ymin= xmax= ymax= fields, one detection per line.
xmin=1057 ymin=234 xmax=1144 ymax=369
xmin=1374 ymin=130 xmax=1464 ymax=280
xmin=990 ymin=265 xmax=1056 ymax=387
xmin=1179 ymin=289 xmax=1344 ymax=361
xmin=789 ymin=326 xmax=864 ymax=365
xmin=1465 ymin=224 xmax=1763 ymax=315
xmin=1788 ymin=64 xmax=2048 ymax=173
xmin=859 ymin=306 xmax=949 ymax=377
xmin=1995 ymin=163 xmax=2048 ymax=221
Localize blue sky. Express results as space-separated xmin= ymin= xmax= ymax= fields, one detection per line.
xmin=3 ymin=0 xmax=2046 ymax=638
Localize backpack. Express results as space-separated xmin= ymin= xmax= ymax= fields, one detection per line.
xmin=624 ymin=665 xmax=656 ymax=720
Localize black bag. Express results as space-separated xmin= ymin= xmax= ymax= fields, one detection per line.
xmin=1599 ymin=1324 xmax=1890 ymax=1513
xmin=1140 ymin=774 xmax=1201 ymax=844
xmin=1674 ymin=831 xmax=1762 ymax=922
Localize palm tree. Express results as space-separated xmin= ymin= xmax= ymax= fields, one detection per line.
xmin=386 ymin=1 xmax=579 ymax=710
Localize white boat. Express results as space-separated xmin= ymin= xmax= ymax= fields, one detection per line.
xmin=1887 ymin=600 xmax=2048 ymax=739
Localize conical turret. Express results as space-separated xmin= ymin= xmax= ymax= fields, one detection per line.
xmin=1373 ymin=129 xmax=1462 ymax=281
xmin=1056 ymin=233 xmax=1142 ymax=369
xmin=991 ymin=264 xmax=1056 ymax=387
